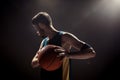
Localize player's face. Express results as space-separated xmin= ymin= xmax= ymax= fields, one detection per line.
xmin=33 ymin=24 xmax=46 ymax=38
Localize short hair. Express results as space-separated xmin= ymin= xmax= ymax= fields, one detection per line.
xmin=32 ymin=12 xmax=52 ymax=26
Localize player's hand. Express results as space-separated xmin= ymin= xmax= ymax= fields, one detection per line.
xmin=54 ymin=48 xmax=69 ymax=57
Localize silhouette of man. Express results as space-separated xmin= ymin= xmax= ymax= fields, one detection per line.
xmin=31 ymin=12 xmax=96 ymax=80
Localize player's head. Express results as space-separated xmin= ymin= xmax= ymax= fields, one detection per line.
xmin=32 ymin=12 xmax=52 ymax=26
xmin=32 ymin=12 xmax=53 ymax=38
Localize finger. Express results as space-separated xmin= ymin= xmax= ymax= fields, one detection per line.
xmin=57 ymin=53 xmax=65 ymax=57
xmin=54 ymin=49 xmax=65 ymax=52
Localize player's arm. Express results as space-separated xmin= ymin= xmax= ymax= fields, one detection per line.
xmin=63 ymin=32 xmax=96 ymax=59
xmin=31 ymin=40 xmax=44 ymax=68
xmin=31 ymin=52 xmax=40 ymax=68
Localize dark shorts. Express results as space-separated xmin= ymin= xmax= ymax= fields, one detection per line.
xmin=40 ymin=66 xmax=62 ymax=80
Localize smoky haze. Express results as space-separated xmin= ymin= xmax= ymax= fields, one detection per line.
xmin=1 ymin=0 xmax=120 ymax=80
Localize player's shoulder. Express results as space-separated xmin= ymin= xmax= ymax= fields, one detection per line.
xmin=60 ymin=31 xmax=77 ymax=40
xmin=60 ymin=31 xmax=75 ymax=38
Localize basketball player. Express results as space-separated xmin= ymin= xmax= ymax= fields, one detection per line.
xmin=31 ymin=12 xmax=96 ymax=80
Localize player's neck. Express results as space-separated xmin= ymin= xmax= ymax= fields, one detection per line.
xmin=47 ymin=28 xmax=59 ymax=40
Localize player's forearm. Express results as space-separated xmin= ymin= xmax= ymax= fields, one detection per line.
xmin=31 ymin=58 xmax=40 ymax=68
xmin=66 ymin=48 xmax=96 ymax=59
xmin=31 ymin=53 xmax=40 ymax=68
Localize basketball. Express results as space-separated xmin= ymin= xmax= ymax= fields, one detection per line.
xmin=38 ymin=45 xmax=65 ymax=71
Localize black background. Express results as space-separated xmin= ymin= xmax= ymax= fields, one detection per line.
xmin=1 ymin=0 xmax=120 ymax=80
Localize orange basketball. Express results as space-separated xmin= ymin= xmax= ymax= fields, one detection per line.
xmin=38 ymin=45 xmax=64 ymax=71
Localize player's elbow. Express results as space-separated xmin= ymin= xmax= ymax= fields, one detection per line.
xmin=89 ymin=50 xmax=96 ymax=58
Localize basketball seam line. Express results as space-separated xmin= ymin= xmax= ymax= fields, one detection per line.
xmin=46 ymin=54 xmax=57 ymax=69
